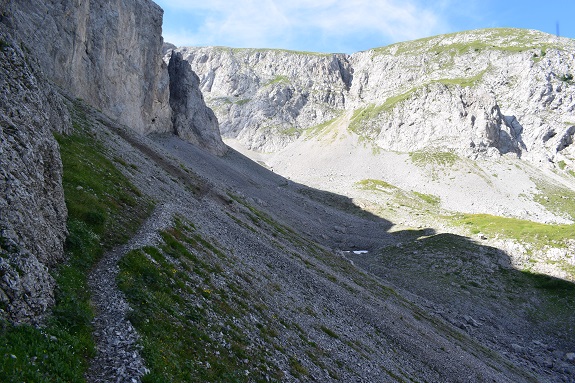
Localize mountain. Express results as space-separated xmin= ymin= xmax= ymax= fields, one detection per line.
xmin=174 ymin=29 xmax=575 ymax=282
xmin=1 ymin=1 xmax=575 ymax=382
xmin=176 ymin=29 xmax=575 ymax=162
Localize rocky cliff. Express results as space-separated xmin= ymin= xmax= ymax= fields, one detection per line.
xmin=0 ymin=0 xmax=226 ymax=323
xmin=6 ymin=0 xmax=172 ymax=135
xmin=180 ymin=29 xmax=575 ymax=164
xmin=167 ymin=51 xmax=227 ymax=155
xmin=0 ymin=26 xmax=70 ymax=323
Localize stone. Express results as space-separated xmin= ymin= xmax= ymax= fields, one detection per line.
xmin=180 ymin=29 xmax=575 ymax=163
xmin=0 ymin=28 xmax=70 ymax=323
xmin=167 ymin=51 xmax=227 ymax=156
xmin=511 ymin=344 xmax=524 ymax=354
xmin=5 ymin=0 xmax=172 ymax=136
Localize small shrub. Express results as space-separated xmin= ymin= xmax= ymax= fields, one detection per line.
xmin=559 ymin=73 xmax=574 ymax=83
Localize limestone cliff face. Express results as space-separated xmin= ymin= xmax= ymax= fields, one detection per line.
xmin=7 ymin=0 xmax=172 ymax=135
xmin=181 ymin=29 xmax=575 ymax=164
xmin=0 ymin=28 xmax=70 ymax=323
xmin=176 ymin=47 xmax=351 ymax=151
xmin=167 ymin=51 xmax=227 ymax=155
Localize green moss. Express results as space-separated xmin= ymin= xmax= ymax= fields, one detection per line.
xmin=320 ymin=326 xmax=339 ymax=339
xmin=557 ymin=160 xmax=567 ymax=170
xmin=289 ymin=357 xmax=309 ymax=378
xmin=349 ymin=88 xmax=418 ymax=135
xmin=304 ymin=117 xmax=338 ymax=138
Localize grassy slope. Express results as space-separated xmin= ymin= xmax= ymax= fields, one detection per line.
xmin=0 ymin=101 xmax=152 ymax=382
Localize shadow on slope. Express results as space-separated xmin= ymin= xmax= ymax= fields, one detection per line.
xmin=348 ymin=230 xmax=575 ymax=370
xmin=139 ymin=133 xmax=575 ymax=380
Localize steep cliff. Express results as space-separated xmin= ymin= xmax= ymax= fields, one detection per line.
xmin=167 ymin=51 xmax=227 ymax=155
xmin=6 ymin=0 xmax=172 ymax=135
xmin=0 ymin=27 xmax=70 ymax=323
xmin=180 ymin=29 xmax=575 ymax=163
xmin=177 ymin=46 xmax=351 ymax=151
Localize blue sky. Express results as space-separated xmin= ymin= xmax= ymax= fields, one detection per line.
xmin=154 ymin=0 xmax=575 ymax=53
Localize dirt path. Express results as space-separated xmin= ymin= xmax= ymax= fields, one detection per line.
xmin=85 ymin=203 xmax=176 ymax=383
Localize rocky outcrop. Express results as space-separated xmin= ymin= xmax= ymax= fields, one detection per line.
xmin=0 ymin=28 xmax=70 ymax=323
xmin=167 ymin=51 xmax=227 ymax=155
xmin=176 ymin=47 xmax=351 ymax=151
xmin=180 ymin=29 xmax=575 ymax=163
xmin=5 ymin=0 xmax=172 ymax=135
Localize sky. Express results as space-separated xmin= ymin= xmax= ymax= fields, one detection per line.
xmin=154 ymin=0 xmax=575 ymax=54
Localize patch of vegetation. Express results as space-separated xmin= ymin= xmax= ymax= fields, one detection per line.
xmin=264 ymin=75 xmax=290 ymax=86
xmin=451 ymin=213 xmax=574 ymax=249
xmin=118 ymin=220 xmax=282 ymax=382
xmin=0 ymin=101 xmax=151 ymax=382
xmin=319 ymin=326 xmax=340 ymax=339
xmin=348 ymin=89 xmax=417 ymax=135
xmin=532 ymin=178 xmax=575 ymax=221
xmin=413 ymin=191 xmax=440 ymax=206
xmin=356 ymin=179 xmax=397 ymax=192
xmin=234 ymin=98 xmax=251 ymax=106
xmin=304 ymin=117 xmax=338 ymax=138
xmin=0 ymin=39 xmax=8 ymax=50
xmin=409 ymin=150 xmax=459 ymax=167
xmin=297 ymin=187 xmax=374 ymax=220
xmin=557 ymin=160 xmax=567 ymax=170
xmin=374 ymin=28 xmax=565 ymax=57
xmin=289 ymin=357 xmax=309 ymax=378
xmin=559 ymin=73 xmax=574 ymax=84
xmin=433 ymin=69 xmax=488 ymax=88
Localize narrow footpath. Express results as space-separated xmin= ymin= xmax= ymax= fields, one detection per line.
xmin=85 ymin=203 xmax=176 ymax=383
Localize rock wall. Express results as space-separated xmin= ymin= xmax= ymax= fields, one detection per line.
xmin=0 ymin=27 xmax=70 ymax=323
xmin=180 ymin=29 xmax=575 ymax=163
xmin=6 ymin=0 xmax=172 ymax=135
xmin=176 ymin=47 xmax=351 ymax=151
xmin=167 ymin=51 xmax=227 ymax=155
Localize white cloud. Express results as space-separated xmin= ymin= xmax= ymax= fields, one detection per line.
xmin=156 ymin=0 xmax=457 ymax=52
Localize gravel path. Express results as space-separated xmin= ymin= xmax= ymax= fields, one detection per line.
xmin=86 ymin=203 xmax=176 ymax=383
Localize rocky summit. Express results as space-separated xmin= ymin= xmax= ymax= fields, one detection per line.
xmin=1 ymin=1 xmax=575 ymax=382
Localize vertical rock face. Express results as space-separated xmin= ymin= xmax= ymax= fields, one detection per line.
xmin=6 ymin=0 xmax=172 ymax=135
xmin=176 ymin=47 xmax=351 ymax=151
xmin=167 ymin=51 xmax=227 ymax=155
xmin=0 ymin=28 xmax=70 ymax=323
xmin=182 ymin=29 xmax=575 ymax=162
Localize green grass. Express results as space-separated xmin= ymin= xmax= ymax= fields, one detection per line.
xmin=433 ymin=69 xmax=488 ymax=88
xmin=409 ymin=150 xmax=459 ymax=167
xmin=356 ymin=179 xmax=397 ymax=192
xmin=413 ymin=192 xmax=441 ymax=206
xmin=349 ymin=89 xmax=417 ymax=135
xmin=451 ymin=213 xmax=575 ymax=249
xmin=264 ymin=75 xmax=290 ymax=86
xmin=304 ymin=117 xmax=339 ymax=138
xmin=532 ymin=178 xmax=575 ymax=221
xmin=118 ymin=221 xmax=282 ymax=382
xmin=0 ymin=101 xmax=152 ymax=382
xmin=235 ymin=98 xmax=251 ymax=106
xmin=557 ymin=160 xmax=567 ymax=170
